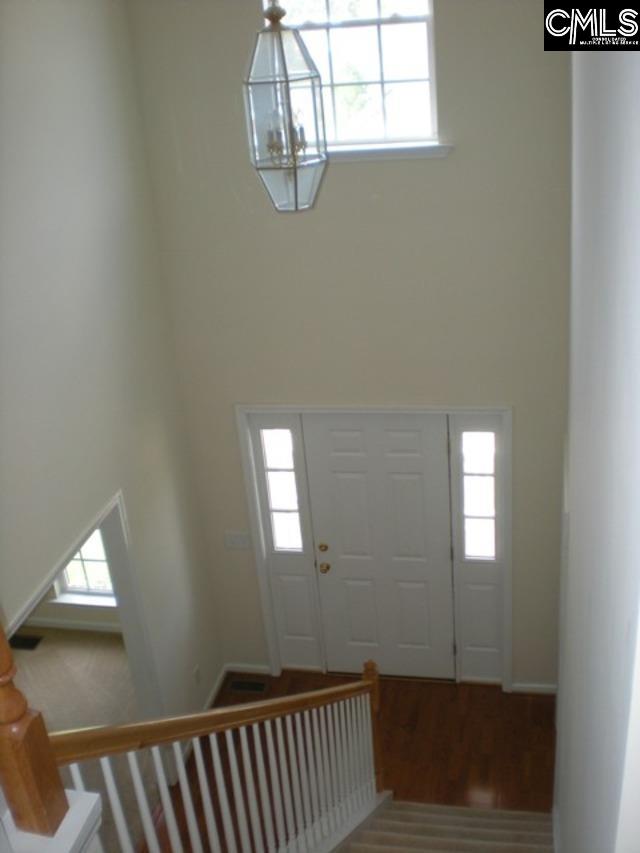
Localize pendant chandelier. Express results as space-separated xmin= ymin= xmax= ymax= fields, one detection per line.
xmin=243 ymin=1 xmax=328 ymax=213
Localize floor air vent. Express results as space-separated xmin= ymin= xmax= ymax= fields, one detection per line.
xmin=229 ymin=679 xmax=268 ymax=694
xmin=9 ymin=634 xmax=44 ymax=651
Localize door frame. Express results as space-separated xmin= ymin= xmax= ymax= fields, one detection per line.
xmin=236 ymin=404 xmax=513 ymax=691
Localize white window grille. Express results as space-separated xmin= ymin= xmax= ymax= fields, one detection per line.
xmin=260 ymin=429 xmax=304 ymax=551
xmin=461 ymin=431 xmax=497 ymax=560
xmin=60 ymin=528 xmax=114 ymax=595
xmin=264 ymin=0 xmax=438 ymax=152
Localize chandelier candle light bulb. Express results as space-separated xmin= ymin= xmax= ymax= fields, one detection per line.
xmin=243 ymin=0 xmax=328 ymax=212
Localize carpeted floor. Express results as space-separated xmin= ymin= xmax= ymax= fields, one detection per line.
xmin=13 ymin=626 xmax=138 ymax=731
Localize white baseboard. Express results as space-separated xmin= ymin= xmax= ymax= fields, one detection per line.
xmin=203 ymin=665 xmax=228 ymax=710
xmin=512 ymin=682 xmax=557 ymax=695
xmin=322 ymin=792 xmax=392 ymax=853
xmin=203 ymin=662 xmax=273 ymax=710
xmin=23 ymin=616 xmax=122 ymax=635
xmin=553 ymin=805 xmax=561 ymax=852
xmin=223 ymin=662 xmax=271 ymax=675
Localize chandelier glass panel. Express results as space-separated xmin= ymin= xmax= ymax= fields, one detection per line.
xmin=244 ymin=2 xmax=328 ymax=212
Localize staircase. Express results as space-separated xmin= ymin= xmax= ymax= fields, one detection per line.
xmin=0 ymin=627 xmax=555 ymax=853
xmin=344 ymin=800 xmax=554 ymax=852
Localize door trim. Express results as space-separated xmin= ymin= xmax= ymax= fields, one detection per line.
xmin=236 ymin=404 xmax=513 ymax=690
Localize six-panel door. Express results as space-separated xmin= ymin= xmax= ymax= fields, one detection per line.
xmin=302 ymin=413 xmax=455 ymax=678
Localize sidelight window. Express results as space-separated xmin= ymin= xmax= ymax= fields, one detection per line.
xmin=261 ymin=429 xmax=304 ymax=551
xmin=462 ymin=431 xmax=496 ymax=560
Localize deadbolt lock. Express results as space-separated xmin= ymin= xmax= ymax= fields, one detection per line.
xmin=319 ymin=562 xmax=331 ymax=574
xmin=318 ymin=543 xmax=329 ymax=552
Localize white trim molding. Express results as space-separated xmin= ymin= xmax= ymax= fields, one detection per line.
xmin=50 ymin=593 xmax=117 ymax=608
xmin=1 ymin=789 xmax=101 ymax=853
xmin=222 ymin=662 xmax=272 ymax=675
xmin=204 ymin=662 xmax=273 ymax=710
xmin=203 ymin=666 xmax=227 ymax=711
xmin=553 ymin=805 xmax=562 ymax=853
xmin=330 ymin=142 xmax=453 ymax=163
xmin=512 ymin=682 xmax=558 ymax=695
xmin=23 ymin=617 xmax=121 ymax=635
xmin=317 ymin=791 xmax=392 ymax=853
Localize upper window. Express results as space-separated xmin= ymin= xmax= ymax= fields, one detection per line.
xmin=266 ymin=0 xmax=438 ymax=152
xmin=59 ymin=529 xmax=114 ymax=596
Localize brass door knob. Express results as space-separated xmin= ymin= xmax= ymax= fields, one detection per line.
xmin=318 ymin=543 xmax=329 ymax=552
xmin=319 ymin=563 xmax=331 ymax=574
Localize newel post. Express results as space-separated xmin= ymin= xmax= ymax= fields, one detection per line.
xmin=0 ymin=625 xmax=68 ymax=835
xmin=362 ymin=660 xmax=384 ymax=792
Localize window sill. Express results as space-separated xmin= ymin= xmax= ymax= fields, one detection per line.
xmin=328 ymin=141 xmax=453 ymax=163
xmin=52 ymin=593 xmax=118 ymax=608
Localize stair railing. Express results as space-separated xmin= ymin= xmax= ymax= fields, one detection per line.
xmin=0 ymin=623 xmax=384 ymax=852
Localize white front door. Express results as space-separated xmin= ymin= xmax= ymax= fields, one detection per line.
xmin=302 ymin=413 xmax=455 ymax=679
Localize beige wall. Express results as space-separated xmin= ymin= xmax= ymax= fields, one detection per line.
xmin=129 ymin=0 xmax=570 ymax=684
xmin=555 ymin=54 xmax=640 ymax=853
xmin=0 ymin=0 xmax=223 ymax=715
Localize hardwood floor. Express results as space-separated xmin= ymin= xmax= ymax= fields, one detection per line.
xmin=215 ymin=670 xmax=556 ymax=813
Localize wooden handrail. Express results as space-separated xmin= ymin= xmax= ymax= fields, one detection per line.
xmin=50 ymin=678 xmax=373 ymax=765
xmin=0 ymin=625 xmax=68 ymax=836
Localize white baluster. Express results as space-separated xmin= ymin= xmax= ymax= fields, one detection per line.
xmin=311 ymin=707 xmax=330 ymax=837
xmin=362 ymin=697 xmax=376 ymax=798
xmin=127 ymin=751 xmax=161 ymax=853
xmin=193 ymin=737 xmax=222 ymax=853
xmin=346 ymin=698 xmax=363 ymax=810
xmin=285 ymin=714 xmax=307 ymax=852
xmin=239 ymin=726 xmax=264 ymax=852
xmin=210 ymin=733 xmax=238 ymax=853
xmin=172 ymin=742 xmax=204 ymax=853
xmin=329 ymin=703 xmax=347 ymax=821
xmin=303 ymin=710 xmax=322 ymax=844
xmin=360 ymin=694 xmax=373 ymax=800
xmin=265 ymin=719 xmax=288 ymax=851
xmin=252 ymin=723 xmax=277 ymax=852
xmin=321 ymin=704 xmax=339 ymax=831
xmin=275 ymin=717 xmax=296 ymax=848
xmin=225 ymin=729 xmax=252 ymax=853
xmin=353 ymin=696 xmax=368 ymax=804
xmin=70 ymin=761 xmax=106 ymax=851
xmin=100 ymin=756 xmax=134 ymax=853
xmin=294 ymin=713 xmax=313 ymax=848
xmin=69 ymin=763 xmax=85 ymax=792
xmin=338 ymin=701 xmax=354 ymax=817
xmin=151 ymin=745 xmax=184 ymax=853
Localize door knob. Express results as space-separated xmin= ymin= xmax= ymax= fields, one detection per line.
xmin=319 ymin=562 xmax=331 ymax=574
xmin=318 ymin=543 xmax=329 ymax=552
